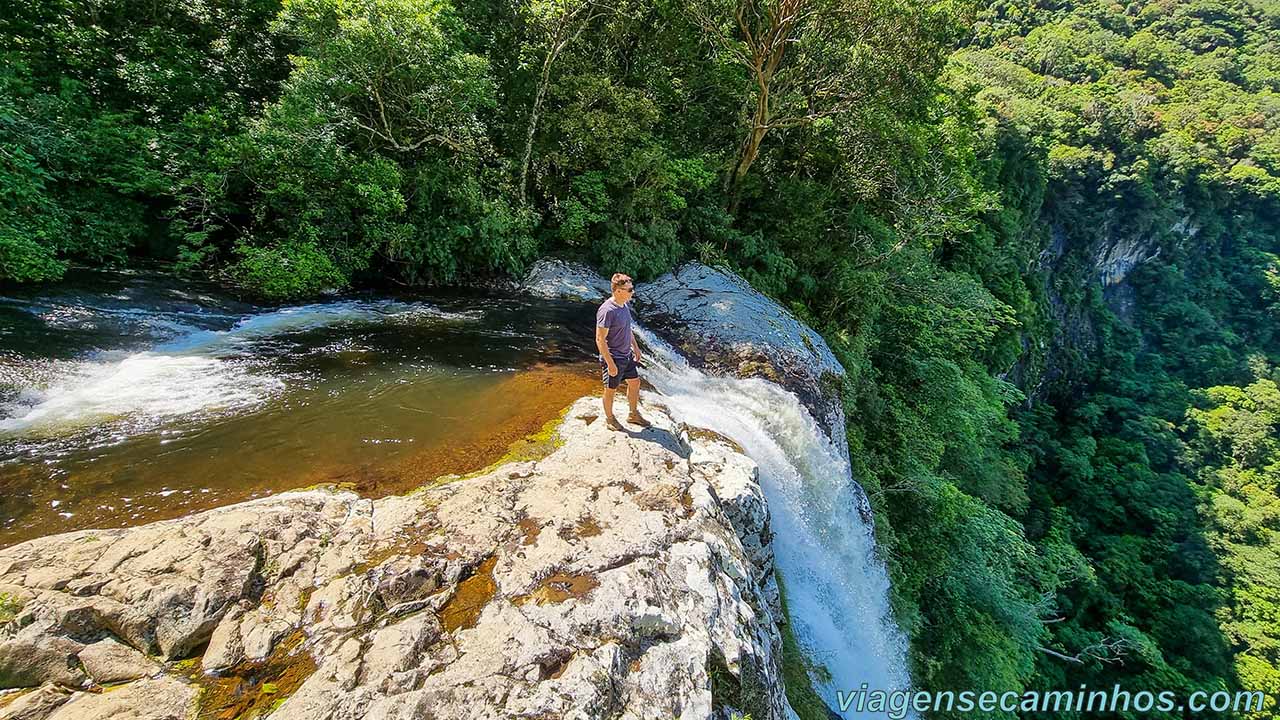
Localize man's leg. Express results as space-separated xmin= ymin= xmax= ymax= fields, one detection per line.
xmin=603 ymin=385 xmax=616 ymax=419
xmin=626 ymin=377 xmax=640 ymax=415
xmin=622 ymin=357 xmax=649 ymax=426
xmin=600 ymin=357 xmax=617 ymax=420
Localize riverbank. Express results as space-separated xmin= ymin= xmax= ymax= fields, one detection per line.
xmin=0 ymin=396 xmax=789 ymax=720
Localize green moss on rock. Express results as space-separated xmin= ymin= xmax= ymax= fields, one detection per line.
xmin=0 ymin=594 xmax=21 ymax=625
xmin=777 ymin=577 xmax=837 ymax=720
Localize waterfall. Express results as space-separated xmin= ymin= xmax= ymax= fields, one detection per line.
xmin=2 ymin=272 xmax=916 ymax=717
xmin=638 ymin=328 xmax=914 ymax=719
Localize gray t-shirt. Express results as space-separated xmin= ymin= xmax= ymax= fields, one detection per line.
xmin=596 ymin=297 xmax=634 ymax=359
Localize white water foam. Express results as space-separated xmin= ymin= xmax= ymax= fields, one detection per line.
xmin=639 ymin=328 xmax=913 ymax=718
xmin=160 ymin=300 xmax=479 ymax=354
xmin=0 ymin=354 xmax=282 ymax=438
xmin=0 ymin=300 xmax=476 ymax=439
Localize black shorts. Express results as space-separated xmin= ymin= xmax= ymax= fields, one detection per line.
xmin=600 ymin=355 xmax=639 ymax=389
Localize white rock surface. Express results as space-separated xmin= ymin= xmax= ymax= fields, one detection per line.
xmin=77 ymin=638 xmax=159 ymax=684
xmin=47 ymin=678 xmax=194 ymax=720
xmin=520 ymin=258 xmax=611 ymax=302
xmin=0 ymin=685 xmax=71 ymax=720
xmin=0 ymin=397 xmax=789 ymax=720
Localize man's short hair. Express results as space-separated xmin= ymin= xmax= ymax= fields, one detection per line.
xmin=611 ymin=273 xmax=633 ymax=290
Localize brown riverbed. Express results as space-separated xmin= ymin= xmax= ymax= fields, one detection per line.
xmin=0 ymin=364 xmax=599 ymax=548
xmin=1 ymin=268 xmax=607 ymax=548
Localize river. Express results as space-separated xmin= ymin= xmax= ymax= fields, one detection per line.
xmin=0 ymin=266 xmax=912 ymax=718
xmin=0 ymin=267 xmax=598 ymax=546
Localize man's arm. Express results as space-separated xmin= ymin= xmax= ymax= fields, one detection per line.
xmin=596 ymin=326 xmax=618 ymax=376
xmin=631 ymin=332 xmax=642 ymax=363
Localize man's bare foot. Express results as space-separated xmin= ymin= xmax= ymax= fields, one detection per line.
xmin=627 ymin=412 xmax=651 ymax=428
xmin=606 ymin=416 xmax=625 ymax=431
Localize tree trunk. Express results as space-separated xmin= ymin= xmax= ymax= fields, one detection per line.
xmin=726 ymin=59 xmax=776 ymax=212
xmin=518 ymin=54 xmax=554 ymax=206
xmin=728 ymin=102 xmax=768 ymax=187
xmin=726 ymin=126 xmax=764 ymax=214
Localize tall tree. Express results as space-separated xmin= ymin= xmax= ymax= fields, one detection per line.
xmin=514 ymin=0 xmax=624 ymax=204
xmin=278 ymin=0 xmax=496 ymax=157
xmin=686 ymin=0 xmax=956 ymax=202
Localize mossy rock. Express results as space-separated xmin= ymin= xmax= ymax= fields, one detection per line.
xmin=0 ymin=594 xmax=22 ymax=625
xmin=708 ymin=645 xmax=774 ymax=720
xmin=776 ymin=577 xmax=840 ymax=720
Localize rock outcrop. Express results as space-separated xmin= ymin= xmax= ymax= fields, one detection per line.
xmin=637 ymin=263 xmax=845 ymax=441
xmin=1014 ymin=216 xmax=1199 ymax=398
xmin=518 ymin=259 xmax=847 ymax=442
xmin=0 ymin=398 xmax=788 ymax=720
xmin=520 ymin=258 xmax=611 ymax=303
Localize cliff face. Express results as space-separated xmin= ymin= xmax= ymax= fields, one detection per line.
xmin=1014 ymin=215 xmax=1197 ymax=398
xmin=0 ymin=398 xmax=788 ymax=720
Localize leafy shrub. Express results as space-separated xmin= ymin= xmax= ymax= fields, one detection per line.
xmin=226 ymin=240 xmax=346 ymax=300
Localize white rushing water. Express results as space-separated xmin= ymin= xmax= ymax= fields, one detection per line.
xmin=0 ymin=300 xmax=476 ymax=439
xmin=639 ymin=328 xmax=913 ymax=719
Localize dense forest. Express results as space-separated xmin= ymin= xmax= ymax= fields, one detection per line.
xmin=2 ymin=0 xmax=1278 ymax=717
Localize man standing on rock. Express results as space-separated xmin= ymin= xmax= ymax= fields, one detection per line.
xmin=596 ymin=273 xmax=650 ymax=431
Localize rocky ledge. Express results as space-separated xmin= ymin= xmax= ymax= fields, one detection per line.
xmin=520 ymin=258 xmax=612 ymax=303
xmin=637 ymin=263 xmax=844 ymax=441
xmin=522 ymin=259 xmax=846 ymax=443
xmin=0 ymin=397 xmax=788 ymax=720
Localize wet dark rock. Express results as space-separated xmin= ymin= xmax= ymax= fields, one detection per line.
xmin=637 ymin=263 xmax=846 ymax=441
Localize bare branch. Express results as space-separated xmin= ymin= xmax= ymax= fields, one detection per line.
xmin=1037 ymin=638 xmax=1131 ymax=666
